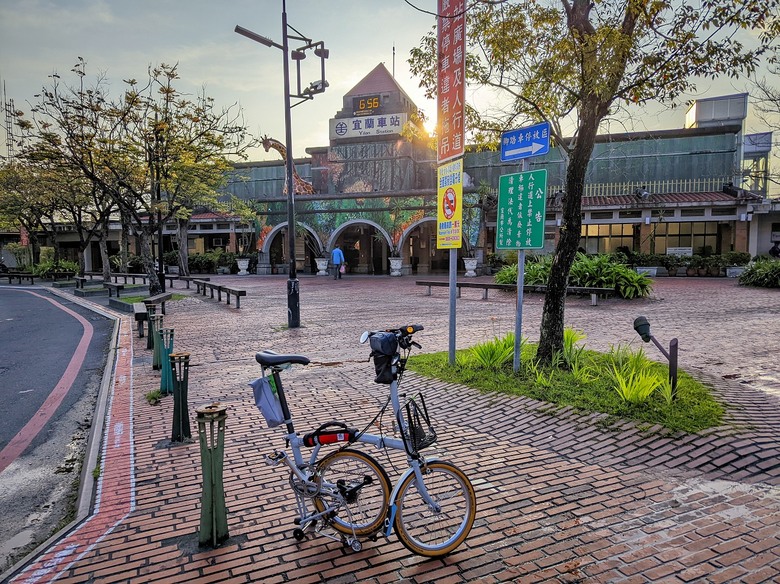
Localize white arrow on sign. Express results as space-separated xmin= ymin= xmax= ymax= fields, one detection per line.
xmin=504 ymin=141 xmax=546 ymax=158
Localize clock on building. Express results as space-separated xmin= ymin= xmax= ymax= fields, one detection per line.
xmin=353 ymin=95 xmax=382 ymax=116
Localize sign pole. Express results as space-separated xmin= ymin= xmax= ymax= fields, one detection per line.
xmin=449 ymin=250 xmax=457 ymax=365
xmin=514 ymin=249 xmax=526 ymax=372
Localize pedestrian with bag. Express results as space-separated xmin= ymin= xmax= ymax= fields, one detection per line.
xmin=331 ymin=244 xmax=345 ymax=279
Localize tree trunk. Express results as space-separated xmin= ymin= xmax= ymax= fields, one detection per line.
xmin=176 ymin=218 xmax=190 ymax=276
xmin=120 ymin=209 xmax=131 ymax=273
xmin=139 ymin=231 xmax=162 ymax=295
xmin=99 ymin=231 xmax=111 ymax=280
xmin=536 ymin=105 xmax=601 ymax=363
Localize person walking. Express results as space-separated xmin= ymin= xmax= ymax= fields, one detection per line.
xmin=331 ymin=244 xmax=345 ymax=279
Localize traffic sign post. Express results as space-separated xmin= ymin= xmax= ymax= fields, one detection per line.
xmin=496 ymin=168 xmax=548 ymax=372
xmin=496 ymin=169 xmax=548 ymax=250
xmin=500 ymin=121 xmax=550 ymax=162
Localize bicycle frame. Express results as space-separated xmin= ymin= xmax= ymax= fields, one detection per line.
xmin=263 ymin=363 xmax=439 ymax=538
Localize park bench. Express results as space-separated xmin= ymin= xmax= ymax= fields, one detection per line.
xmin=84 ymin=271 xmax=102 ymax=280
xmin=415 ymin=280 xmax=615 ymax=306
xmin=222 ymin=286 xmax=247 ymax=309
xmin=180 ymin=276 xmax=209 ymax=289
xmin=75 ymin=276 xmax=89 ymax=289
xmin=5 ymin=272 xmax=35 ymax=285
xmin=133 ymin=302 xmax=148 ymax=337
xmin=103 ymin=282 xmax=124 ymax=297
xmin=192 ymin=279 xmax=247 ymax=309
xmin=46 ymin=270 xmax=75 ymax=281
xmin=165 ymin=275 xmax=179 ymax=288
xmin=111 ymin=273 xmax=148 ymax=285
xmin=144 ymin=292 xmax=173 ymax=315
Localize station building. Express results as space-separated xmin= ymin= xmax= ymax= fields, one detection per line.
xmin=3 ymin=64 xmax=779 ymax=275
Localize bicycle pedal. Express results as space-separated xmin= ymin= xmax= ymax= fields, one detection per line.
xmin=265 ymin=451 xmax=286 ymax=466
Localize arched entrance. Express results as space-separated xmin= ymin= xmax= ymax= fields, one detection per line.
xmin=329 ymin=220 xmax=392 ymax=275
xmin=261 ymin=222 xmax=323 ymax=275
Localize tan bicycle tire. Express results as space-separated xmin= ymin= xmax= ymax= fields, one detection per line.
xmin=313 ymin=448 xmax=391 ymax=537
xmin=393 ymin=460 xmax=476 ymax=557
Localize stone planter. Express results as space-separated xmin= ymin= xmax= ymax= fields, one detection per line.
xmin=389 ymin=257 xmax=403 ymax=277
xmin=463 ymin=257 xmax=478 ymax=277
xmin=167 ymin=265 xmax=180 ymax=275
xmin=726 ymin=266 xmax=746 ymax=278
xmin=315 ymin=257 xmax=329 ymax=276
xmin=236 ymin=258 xmax=250 ymax=276
xmin=635 ymin=266 xmax=658 ymax=277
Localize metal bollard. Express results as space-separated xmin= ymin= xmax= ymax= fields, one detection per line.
xmin=146 ymin=303 xmax=157 ymax=350
xmin=197 ymin=402 xmax=229 ymax=547
xmin=150 ymin=314 xmax=165 ymax=370
xmin=170 ymin=352 xmax=192 ymax=442
xmin=159 ymin=328 xmax=175 ymax=394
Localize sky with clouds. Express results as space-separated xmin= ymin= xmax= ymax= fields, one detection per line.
xmin=0 ymin=0 xmax=775 ymax=169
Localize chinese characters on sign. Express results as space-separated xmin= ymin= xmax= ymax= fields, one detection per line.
xmin=437 ymin=0 xmax=465 ymax=164
xmin=496 ymin=170 xmax=548 ymax=250
xmin=500 ymin=121 xmax=551 ymax=162
xmin=437 ymin=159 xmax=463 ymax=249
xmin=329 ymin=113 xmax=407 ymax=140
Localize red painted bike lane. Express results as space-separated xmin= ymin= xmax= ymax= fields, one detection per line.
xmin=11 ymin=315 xmax=135 ymax=584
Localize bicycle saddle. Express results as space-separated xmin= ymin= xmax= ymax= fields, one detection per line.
xmin=255 ymin=350 xmax=310 ymax=367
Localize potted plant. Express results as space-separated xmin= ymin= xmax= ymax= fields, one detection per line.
xmin=633 ymin=253 xmax=662 ymax=277
xmin=706 ymin=255 xmax=723 ymax=277
xmin=661 ymin=254 xmax=683 ymax=277
xmin=163 ymin=250 xmax=180 ymax=275
xmin=723 ymin=251 xmax=751 ymax=278
xmin=686 ymin=255 xmax=703 ymax=276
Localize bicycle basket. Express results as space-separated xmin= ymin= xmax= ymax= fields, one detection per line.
xmin=249 ymin=376 xmax=285 ymax=428
xmin=398 ymin=394 xmax=437 ymax=456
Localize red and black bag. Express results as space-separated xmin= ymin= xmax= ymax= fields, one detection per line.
xmin=302 ymin=421 xmax=357 ymax=447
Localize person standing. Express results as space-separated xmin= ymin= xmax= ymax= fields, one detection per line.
xmin=331 ymin=244 xmax=345 ymax=279
xmin=769 ymin=242 xmax=780 ymax=258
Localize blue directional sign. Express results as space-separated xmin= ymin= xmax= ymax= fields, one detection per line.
xmin=500 ymin=121 xmax=550 ymax=162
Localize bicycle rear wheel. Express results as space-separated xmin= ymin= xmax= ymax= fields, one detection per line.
xmin=393 ymin=460 xmax=476 ymax=557
xmin=313 ymin=448 xmax=391 ymax=537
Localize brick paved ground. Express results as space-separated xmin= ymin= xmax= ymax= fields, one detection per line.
xmin=9 ymin=275 xmax=780 ymax=583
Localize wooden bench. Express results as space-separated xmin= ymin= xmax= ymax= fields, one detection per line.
xmin=192 ymin=279 xmax=247 ymax=309
xmin=416 ymin=280 xmax=616 ymax=305
xmin=144 ymin=292 xmax=173 ymax=315
xmin=165 ymin=275 xmax=179 ymax=288
xmin=75 ymin=276 xmax=89 ymax=289
xmin=222 ymin=286 xmax=247 ymax=309
xmin=112 ymin=273 xmax=148 ymax=285
xmin=6 ymin=272 xmax=35 ymax=285
xmin=46 ymin=270 xmax=76 ymax=281
xmin=180 ymin=276 xmax=209 ymax=289
xmin=133 ymin=302 xmax=148 ymax=337
xmin=84 ymin=271 xmax=102 ymax=280
xmin=103 ymin=282 xmax=124 ymax=297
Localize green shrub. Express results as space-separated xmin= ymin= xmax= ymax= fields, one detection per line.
xmin=738 ymin=258 xmax=780 ymax=288
xmin=496 ymin=253 xmax=652 ymax=299
xmin=722 ymin=251 xmax=752 ymax=266
xmin=468 ymin=333 xmax=519 ymax=369
xmin=163 ymin=250 xmax=179 ymax=266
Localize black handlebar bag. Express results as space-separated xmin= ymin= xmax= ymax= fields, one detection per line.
xmin=369 ymin=332 xmax=399 ymax=384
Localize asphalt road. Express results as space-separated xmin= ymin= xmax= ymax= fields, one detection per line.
xmin=0 ymin=287 xmax=114 ymax=570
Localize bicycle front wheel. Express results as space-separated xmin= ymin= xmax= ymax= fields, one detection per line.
xmin=394 ymin=460 xmax=476 ymax=557
xmin=313 ymin=448 xmax=391 ymax=537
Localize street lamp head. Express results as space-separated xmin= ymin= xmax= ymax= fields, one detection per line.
xmin=633 ymin=316 xmax=652 ymax=342
xmin=314 ymin=46 xmax=329 ymax=59
xmin=234 ymin=25 xmax=280 ymax=50
xmin=302 ymin=79 xmax=328 ymax=96
xmin=291 ymin=49 xmax=307 ymax=60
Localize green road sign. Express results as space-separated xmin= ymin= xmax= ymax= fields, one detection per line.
xmin=496 ymin=169 xmax=548 ymax=250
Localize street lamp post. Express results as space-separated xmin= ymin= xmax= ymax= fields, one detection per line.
xmin=235 ymin=1 xmax=328 ymax=329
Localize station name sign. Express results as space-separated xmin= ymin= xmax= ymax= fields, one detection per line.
xmin=329 ymin=113 xmax=407 ymax=140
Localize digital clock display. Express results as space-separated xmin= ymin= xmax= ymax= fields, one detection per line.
xmin=353 ymin=95 xmax=381 ymax=116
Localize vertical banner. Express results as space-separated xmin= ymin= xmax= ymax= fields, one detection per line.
xmin=437 ymin=0 xmax=466 ymax=164
xmin=437 ymin=160 xmax=463 ymax=249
